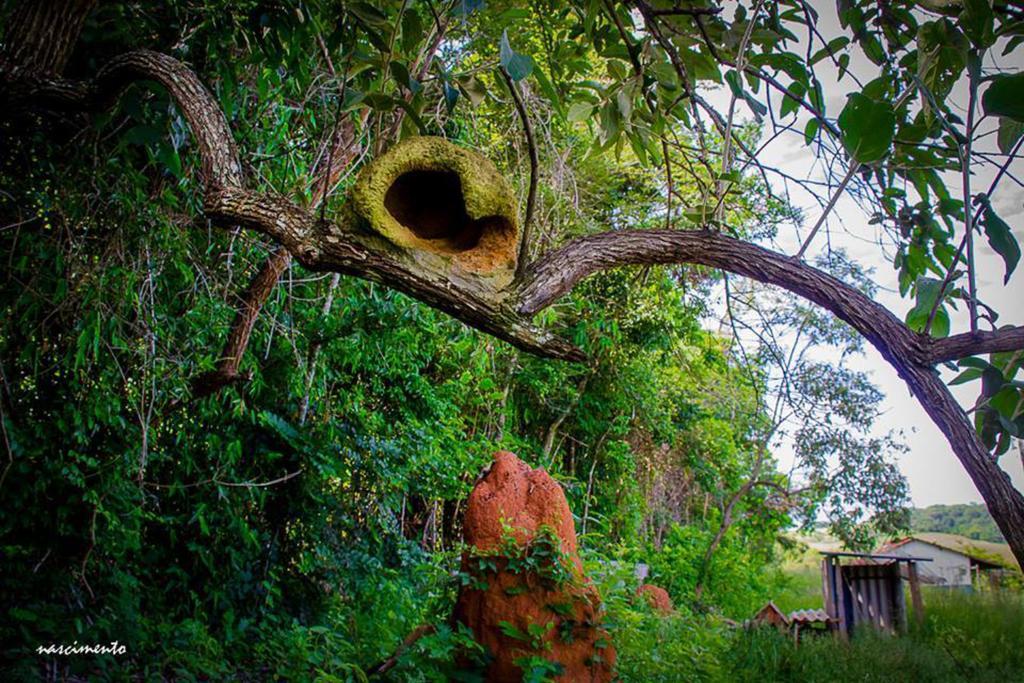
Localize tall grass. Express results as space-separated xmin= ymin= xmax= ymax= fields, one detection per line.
xmin=723 ymin=589 xmax=1024 ymax=683
xmin=913 ymin=588 xmax=1024 ymax=680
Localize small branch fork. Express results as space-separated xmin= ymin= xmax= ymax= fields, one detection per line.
xmin=5 ymin=45 xmax=1024 ymax=565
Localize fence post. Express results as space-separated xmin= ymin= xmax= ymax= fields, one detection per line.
xmin=907 ymin=561 xmax=924 ymax=627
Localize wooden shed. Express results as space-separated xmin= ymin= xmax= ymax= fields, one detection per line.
xmin=821 ymin=551 xmax=931 ymax=637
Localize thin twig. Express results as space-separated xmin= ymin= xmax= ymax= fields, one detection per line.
xmin=796 ymin=161 xmax=859 ymax=258
xmin=500 ymin=67 xmax=538 ymax=275
xmin=214 ymin=470 xmax=302 ymax=488
xmin=796 ymin=85 xmax=914 ymax=258
xmin=963 ymin=65 xmax=979 ymax=333
xmin=717 ymin=0 xmax=764 ymax=223
xmin=924 ymin=134 xmax=1024 ymax=334
xmin=645 ymin=3 xmax=722 ymax=17
xmin=662 ymin=138 xmax=673 ymax=229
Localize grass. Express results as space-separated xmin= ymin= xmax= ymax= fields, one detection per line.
xmin=724 ymin=589 xmax=1024 ymax=683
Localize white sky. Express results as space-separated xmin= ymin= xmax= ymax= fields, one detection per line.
xmin=701 ymin=2 xmax=1024 ymax=506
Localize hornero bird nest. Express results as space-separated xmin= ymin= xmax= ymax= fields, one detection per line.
xmin=351 ymin=136 xmax=520 ymax=290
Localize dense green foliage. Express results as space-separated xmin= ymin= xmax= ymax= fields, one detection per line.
xmin=0 ymin=10 xmax=801 ymax=668
xmin=2 ymin=0 xmax=1022 ymax=680
xmin=910 ymin=504 xmax=1005 ymax=543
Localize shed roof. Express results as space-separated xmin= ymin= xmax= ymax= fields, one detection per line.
xmin=788 ymin=608 xmax=833 ymax=624
xmin=819 ymin=549 xmax=931 ymax=562
xmin=877 ymin=535 xmax=1011 ymax=570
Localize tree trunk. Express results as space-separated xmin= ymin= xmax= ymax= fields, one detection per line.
xmin=694 ymin=448 xmax=767 ymax=600
xmin=0 ymin=0 xmax=96 ymax=76
xmin=693 ymin=495 xmax=740 ymax=602
xmin=901 ymin=364 xmax=1024 ymax=564
xmin=191 ymin=248 xmax=292 ymax=397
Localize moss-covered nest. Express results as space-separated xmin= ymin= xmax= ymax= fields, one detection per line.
xmin=351 ymin=136 xmax=519 ymax=281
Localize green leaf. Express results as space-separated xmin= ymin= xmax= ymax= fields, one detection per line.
xmin=456 ymin=74 xmax=488 ymax=106
xmin=389 ymin=61 xmax=421 ymax=94
xmin=838 ymin=93 xmax=896 ymax=163
xmin=156 ymin=143 xmax=182 ymax=179
xmin=497 ymin=620 xmax=530 ymax=642
xmin=959 ymin=357 xmax=992 ymax=370
xmin=996 ymin=117 xmax=1024 ymax=154
xmin=930 ymin=308 xmax=950 ymax=338
xmin=500 ymin=30 xmax=534 ymax=81
xmin=959 ymin=0 xmax=995 ymax=49
xmin=982 ymin=366 xmax=1006 ymax=397
xmin=724 ymin=70 xmax=744 ymax=98
xmin=567 ymin=101 xmax=594 ymax=122
xmin=982 ymin=73 xmax=1024 ymax=122
xmin=982 ymin=206 xmax=1020 ymax=284
xmin=917 ymin=20 xmax=968 ymax=100
xmin=949 ymin=367 xmax=983 ymax=385
xmin=598 ymin=100 xmax=621 ymax=146
xmin=443 ymin=81 xmax=459 ymax=113
xmin=532 ymin=66 xmax=562 ymax=116
xmin=861 ymin=34 xmax=887 ymax=65
xmin=804 ymin=118 xmax=819 ymax=145
xmin=990 ymin=386 xmax=1023 ymax=420
xmin=780 ymin=81 xmax=806 ymax=118
xmin=905 ymin=276 xmax=949 ymax=336
xmin=810 ymin=37 xmax=849 ymax=65
xmin=741 ymin=91 xmax=767 ymax=121
xmin=615 ymin=88 xmax=632 ymax=120
xmin=8 ymin=607 xmax=38 ymax=622
xmin=748 ymin=52 xmax=809 ymax=87
xmin=349 ymin=2 xmax=388 ymax=28
xmin=400 ymin=7 xmax=423 ymax=54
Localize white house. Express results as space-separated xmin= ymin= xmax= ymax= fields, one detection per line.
xmin=877 ymin=535 xmax=1004 ymax=587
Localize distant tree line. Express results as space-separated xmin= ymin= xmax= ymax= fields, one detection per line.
xmin=910 ymin=504 xmax=1005 ymax=543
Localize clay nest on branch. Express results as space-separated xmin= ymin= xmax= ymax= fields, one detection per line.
xmin=351 ymin=136 xmax=520 ymax=289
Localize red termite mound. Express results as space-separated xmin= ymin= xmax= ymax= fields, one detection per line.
xmin=637 ymin=584 xmax=673 ymax=614
xmin=453 ymin=451 xmax=616 ymax=682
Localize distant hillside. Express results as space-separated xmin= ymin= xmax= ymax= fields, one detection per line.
xmin=910 ymin=504 xmax=1004 ymax=543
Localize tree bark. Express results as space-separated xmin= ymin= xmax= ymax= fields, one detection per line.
xmin=195 ymin=115 xmax=363 ymax=399
xmin=0 ymin=0 xmax=96 ymax=76
xmin=5 ymin=45 xmax=1024 ymax=567
xmin=191 ymin=248 xmax=292 ymax=398
xmin=927 ymin=327 xmax=1024 ymax=364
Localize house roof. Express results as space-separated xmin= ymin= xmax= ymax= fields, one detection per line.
xmin=878 ymin=534 xmax=1016 ymax=570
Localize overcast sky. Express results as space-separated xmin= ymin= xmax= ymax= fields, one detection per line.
xmin=701 ymin=2 xmax=1024 ymax=507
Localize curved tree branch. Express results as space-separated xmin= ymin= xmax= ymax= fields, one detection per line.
xmin=194 ymin=116 xmax=365 ymax=399
xmin=5 ymin=44 xmax=1024 ymax=564
xmin=5 ymin=49 xmax=244 ymax=191
xmin=928 ymin=327 xmax=1024 ymax=364
xmin=516 ymin=229 xmax=930 ymax=366
xmin=191 ymin=247 xmax=293 ymax=399
xmin=513 ymin=228 xmax=1024 ymax=561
